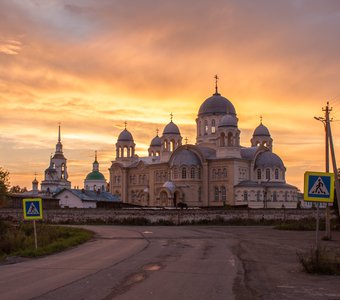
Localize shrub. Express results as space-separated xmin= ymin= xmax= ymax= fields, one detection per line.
xmin=297 ymin=247 xmax=340 ymax=275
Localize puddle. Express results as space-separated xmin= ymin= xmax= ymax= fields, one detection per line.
xmin=143 ymin=263 xmax=161 ymax=271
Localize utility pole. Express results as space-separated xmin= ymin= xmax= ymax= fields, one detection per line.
xmin=315 ymin=102 xmax=340 ymax=239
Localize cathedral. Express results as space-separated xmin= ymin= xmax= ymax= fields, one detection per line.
xmin=109 ymin=81 xmax=299 ymax=208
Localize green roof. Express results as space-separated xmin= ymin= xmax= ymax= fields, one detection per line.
xmin=85 ymin=171 xmax=105 ymax=181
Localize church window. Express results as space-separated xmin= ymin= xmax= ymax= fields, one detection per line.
xmin=204 ymin=120 xmax=208 ymax=135
xmin=223 ymin=168 xmax=227 ymax=178
xmin=211 ymin=119 xmax=216 ymax=134
xmin=190 ymin=167 xmax=195 ymax=179
xmin=220 ymin=133 xmax=225 ymax=147
xmin=227 ymin=132 xmax=233 ymax=146
xmin=275 ymin=169 xmax=279 ymax=180
xmin=198 ymin=168 xmax=201 ymax=179
xmin=214 ymin=187 xmax=219 ymax=201
xmin=198 ymin=121 xmax=201 ymax=136
xmin=198 ymin=187 xmax=202 ymax=202
xmin=61 ymin=163 xmax=65 ymax=179
xmin=257 ymin=191 xmax=261 ymax=201
xmin=182 ymin=167 xmax=187 ymax=179
xmin=174 ymin=168 xmax=178 ymax=179
xmin=170 ymin=140 xmax=175 ymax=152
xmin=243 ymin=191 xmax=248 ymax=201
xmin=284 ymin=191 xmax=288 ymax=201
xmin=273 ymin=191 xmax=277 ymax=201
xmin=257 ymin=169 xmax=261 ymax=180
xmin=221 ymin=186 xmax=226 ymax=202
xmin=266 ymin=169 xmax=270 ymax=180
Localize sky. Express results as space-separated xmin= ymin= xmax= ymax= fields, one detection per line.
xmin=1 ymin=0 xmax=340 ymax=191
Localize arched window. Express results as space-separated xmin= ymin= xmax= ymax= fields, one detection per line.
xmin=198 ymin=121 xmax=201 ymax=136
xmin=173 ymin=168 xmax=178 ymax=179
xmin=211 ymin=119 xmax=216 ymax=134
xmin=204 ymin=120 xmax=208 ymax=135
xmin=220 ymin=132 xmax=225 ymax=147
xmin=223 ymin=168 xmax=227 ymax=178
xmin=214 ymin=187 xmax=219 ymax=201
xmin=275 ymin=169 xmax=279 ymax=180
xmin=243 ymin=191 xmax=248 ymax=201
xmin=257 ymin=169 xmax=261 ymax=180
xmin=273 ymin=191 xmax=277 ymax=201
xmin=257 ymin=191 xmax=261 ymax=201
xmin=190 ymin=167 xmax=195 ymax=179
xmin=221 ymin=186 xmax=226 ymax=202
xmin=170 ymin=140 xmax=175 ymax=152
xmin=198 ymin=168 xmax=201 ymax=179
xmin=227 ymin=132 xmax=233 ymax=146
xmin=266 ymin=169 xmax=270 ymax=180
xmin=284 ymin=191 xmax=288 ymax=201
xmin=61 ymin=163 xmax=65 ymax=179
xmin=198 ymin=187 xmax=201 ymax=202
xmin=182 ymin=167 xmax=187 ymax=179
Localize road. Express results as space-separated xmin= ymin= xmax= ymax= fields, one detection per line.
xmin=1 ymin=226 xmax=340 ymax=300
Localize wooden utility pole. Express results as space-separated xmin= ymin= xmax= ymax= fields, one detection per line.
xmin=315 ymin=102 xmax=340 ymax=239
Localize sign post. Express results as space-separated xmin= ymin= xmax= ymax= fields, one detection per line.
xmin=304 ymin=172 xmax=334 ymax=251
xmin=23 ymin=198 xmax=43 ymax=250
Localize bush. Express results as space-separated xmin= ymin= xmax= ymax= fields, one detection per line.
xmin=0 ymin=222 xmax=93 ymax=259
xmin=297 ymin=247 xmax=340 ymax=275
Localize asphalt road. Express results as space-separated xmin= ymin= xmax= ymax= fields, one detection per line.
xmin=1 ymin=226 xmax=340 ymax=300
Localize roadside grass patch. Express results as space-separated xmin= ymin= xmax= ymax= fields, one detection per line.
xmin=297 ymin=247 xmax=340 ymax=275
xmin=0 ymin=220 xmax=93 ymax=260
xmin=275 ymin=217 xmax=340 ymax=231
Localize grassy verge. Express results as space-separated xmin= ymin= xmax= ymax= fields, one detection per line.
xmin=274 ymin=217 xmax=340 ymax=231
xmin=0 ymin=220 xmax=93 ymax=260
xmin=297 ymin=247 xmax=340 ymax=275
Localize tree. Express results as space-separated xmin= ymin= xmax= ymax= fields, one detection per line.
xmin=0 ymin=167 xmax=10 ymax=206
xmin=9 ymin=185 xmax=28 ymax=193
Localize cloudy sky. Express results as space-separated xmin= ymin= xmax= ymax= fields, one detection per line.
xmin=1 ymin=0 xmax=340 ymax=191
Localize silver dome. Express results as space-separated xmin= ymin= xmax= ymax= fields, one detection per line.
xmin=219 ymin=114 xmax=238 ymax=127
xmin=150 ymin=135 xmax=162 ymax=147
xmin=171 ymin=149 xmax=201 ymax=166
xmin=163 ymin=181 xmax=176 ymax=193
xmin=198 ymin=93 xmax=236 ymax=116
xmin=255 ymin=151 xmax=284 ymax=170
xmin=118 ymin=129 xmax=134 ymax=142
xmin=163 ymin=121 xmax=180 ymax=135
xmin=253 ymin=123 xmax=270 ymax=137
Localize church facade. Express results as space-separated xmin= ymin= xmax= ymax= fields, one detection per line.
xmin=109 ymin=84 xmax=299 ymax=208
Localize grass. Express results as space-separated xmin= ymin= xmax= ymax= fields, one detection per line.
xmin=0 ymin=220 xmax=93 ymax=260
xmin=274 ymin=217 xmax=340 ymax=231
xmin=297 ymin=247 xmax=340 ymax=275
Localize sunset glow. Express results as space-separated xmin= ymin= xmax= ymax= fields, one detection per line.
xmin=1 ymin=0 xmax=340 ymax=191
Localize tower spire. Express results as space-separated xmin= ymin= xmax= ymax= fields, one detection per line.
xmin=260 ymin=115 xmax=263 ymax=124
xmin=170 ymin=112 xmax=173 ymax=122
xmin=95 ymin=150 xmax=98 ymax=162
xmin=58 ymin=122 xmax=61 ymax=142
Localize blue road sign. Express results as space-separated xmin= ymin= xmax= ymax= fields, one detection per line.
xmin=304 ymin=171 xmax=334 ymax=202
xmin=23 ymin=198 xmax=43 ymax=220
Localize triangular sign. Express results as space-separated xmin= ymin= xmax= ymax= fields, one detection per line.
xmin=309 ymin=177 xmax=330 ymax=196
xmin=27 ymin=202 xmax=40 ymax=215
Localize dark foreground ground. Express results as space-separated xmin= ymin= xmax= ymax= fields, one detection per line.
xmin=0 ymin=226 xmax=340 ymax=300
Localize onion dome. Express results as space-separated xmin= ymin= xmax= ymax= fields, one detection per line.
xmin=150 ymin=135 xmax=162 ymax=146
xmin=163 ymin=121 xmax=180 ymax=135
xmin=219 ymin=114 xmax=238 ymax=127
xmin=198 ymin=93 xmax=236 ymax=116
xmin=255 ymin=151 xmax=285 ymax=170
xmin=163 ymin=181 xmax=176 ymax=193
xmin=85 ymin=171 xmax=105 ymax=181
xmin=253 ymin=123 xmax=270 ymax=137
xmin=32 ymin=177 xmax=38 ymax=184
xmin=118 ymin=128 xmax=134 ymax=142
xmin=171 ymin=149 xmax=201 ymax=166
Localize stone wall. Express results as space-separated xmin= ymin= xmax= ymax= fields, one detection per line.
xmin=0 ymin=208 xmax=322 ymax=225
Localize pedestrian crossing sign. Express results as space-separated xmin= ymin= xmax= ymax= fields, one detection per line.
xmin=304 ymin=171 xmax=334 ymax=202
xmin=23 ymin=198 xmax=43 ymax=220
